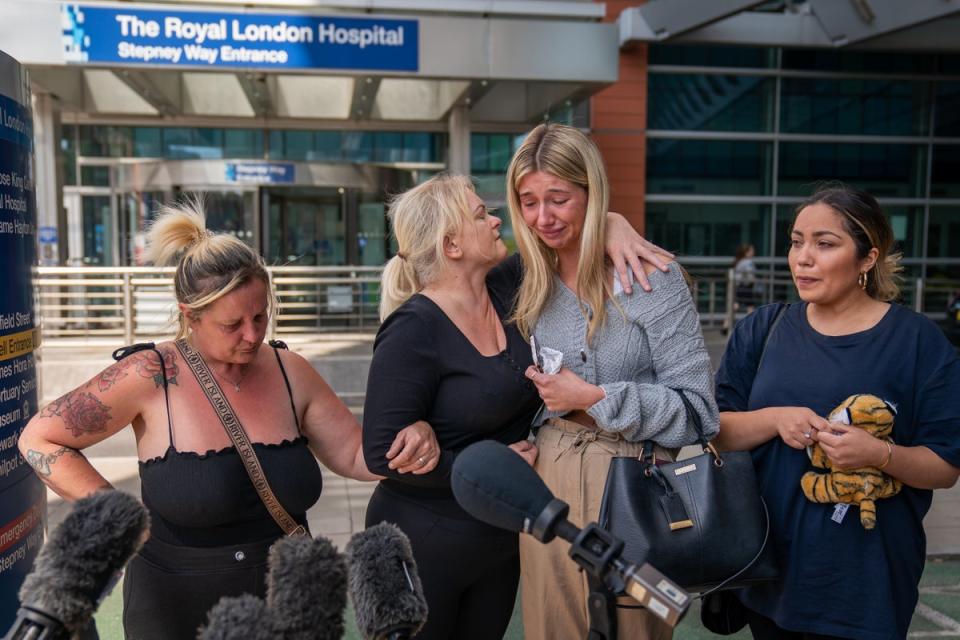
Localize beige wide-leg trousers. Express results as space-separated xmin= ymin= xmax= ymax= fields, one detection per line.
xmin=520 ymin=417 xmax=674 ymax=640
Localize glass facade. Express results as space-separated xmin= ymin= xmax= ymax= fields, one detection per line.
xmin=647 ymin=139 xmax=773 ymax=195
xmin=647 ymin=203 xmax=771 ymax=257
xmin=65 ymin=125 xmax=445 ymax=164
xmin=61 ymin=124 xmax=445 ymax=266
xmin=647 ymin=45 xmax=960 ymax=274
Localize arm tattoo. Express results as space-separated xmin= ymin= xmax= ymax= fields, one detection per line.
xmin=94 ymin=359 xmax=130 ymax=392
xmin=92 ymin=346 xmax=179 ymax=392
xmin=135 ymin=347 xmax=179 ymax=388
xmin=39 ymin=391 xmax=112 ymax=437
xmin=24 ymin=446 xmax=83 ymax=477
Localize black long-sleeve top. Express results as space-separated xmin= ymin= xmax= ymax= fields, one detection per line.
xmin=362 ymin=256 xmax=541 ymax=518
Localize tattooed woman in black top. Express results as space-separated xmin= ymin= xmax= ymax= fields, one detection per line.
xmin=18 ymin=200 xmax=438 ymax=640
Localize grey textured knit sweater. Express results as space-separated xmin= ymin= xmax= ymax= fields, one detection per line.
xmin=533 ymin=264 xmax=719 ymax=446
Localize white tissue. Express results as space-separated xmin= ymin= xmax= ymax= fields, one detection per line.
xmin=540 ymin=346 xmax=563 ymax=375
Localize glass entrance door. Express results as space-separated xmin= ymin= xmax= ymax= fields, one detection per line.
xmin=265 ymin=188 xmax=345 ymax=266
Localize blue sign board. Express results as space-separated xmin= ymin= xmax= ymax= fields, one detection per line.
xmin=225 ymin=162 xmax=295 ymax=184
xmin=61 ymin=4 xmax=419 ymax=72
xmin=0 ymin=52 xmax=44 ymax=630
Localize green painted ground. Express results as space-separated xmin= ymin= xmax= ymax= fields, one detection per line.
xmin=93 ymin=558 xmax=960 ymax=639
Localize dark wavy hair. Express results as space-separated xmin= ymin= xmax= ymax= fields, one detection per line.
xmin=794 ymin=183 xmax=902 ymax=301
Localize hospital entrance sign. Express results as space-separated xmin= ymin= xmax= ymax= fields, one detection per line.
xmin=61 ymin=4 xmax=419 ymax=72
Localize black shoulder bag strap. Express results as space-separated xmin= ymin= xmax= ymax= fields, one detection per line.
xmin=757 ymin=303 xmax=789 ymax=375
xmin=175 ymin=337 xmax=306 ymax=537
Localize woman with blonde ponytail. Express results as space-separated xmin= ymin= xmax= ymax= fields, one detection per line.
xmin=713 ymin=185 xmax=960 ymax=640
xmin=363 ymin=173 xmax=670 ymax=639
xmin=507 ymin=124 xmax=718 ymax=640
xmin=19 ymin=199 xmax=434 ymax=640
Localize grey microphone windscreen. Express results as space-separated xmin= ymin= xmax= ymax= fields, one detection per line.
xmin=267 ymin=535 xmax=347 ymax=640
xmin=346 ymin=523 xmax=428 ymax=640
xmin=18 ymin=490 xmax=148 ymax=633
xmin=199 ymin=594 xmax=274 ymax=640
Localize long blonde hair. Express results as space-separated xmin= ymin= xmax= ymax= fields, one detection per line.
xmin=379 ymin=174 xmax=475 ymax=320
xmin=507 ymin=124 xmax=612 ymax=342
xmin=145 ymin=197 xmax=272 ymax=338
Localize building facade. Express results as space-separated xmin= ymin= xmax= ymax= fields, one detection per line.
xmin=2 ymin=1 xmax=958 ymax=277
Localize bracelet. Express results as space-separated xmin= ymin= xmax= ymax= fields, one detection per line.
xmin=877 ymin=440 xmax=893 ymax=470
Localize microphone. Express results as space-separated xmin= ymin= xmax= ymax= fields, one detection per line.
xmin=451 ymin=440 xmax=691 ymax=627
xmin=267 ymin=536 xmax=347 ymax=640
xmin=346 ymin=523 xmax=428 ymax=640
xmin=200 ymin=535 xmax=347 ymax=640
xmin=199 ymin=595 xmax=274 ymax=640
xmin=4 ymin=490 xmax=149 ymax=640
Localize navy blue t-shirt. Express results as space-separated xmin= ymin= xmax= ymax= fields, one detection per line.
xmin=716 ymin=302 xmax=960 ymax=640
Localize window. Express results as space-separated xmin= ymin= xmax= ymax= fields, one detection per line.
xmin=648 ymin=75 xmax=773 ymax=132
xmin=61 ymin=125 xmax=77 ymax=186
xmin=931 ymin=145 xmax=960 ymax=199
xmin=780 ymin=78 xmax=928 ymax=136
xmin=778 ymin=142 xmax=926 ymax=198
xmin=648 ymin=139 xmax=772 ymax=195
xmin=162 ymin=128 xmax=224 ymax=159
xmin=133 ymin=128 xmax=162 ymax=157
xmin=781 ymin=50 xmax=937 ymax=74
xmin=646 ymin=203 xmax=771 ymax=256
xmin=934 ymin=82 xmax=960 ymax=136
xmin=223 ymin=129 xmax=263 ymax=159
xmin=79 ymin=126 xmax=132 ymax=156
xmin=650 ymin=45 xmax=774 ymax=68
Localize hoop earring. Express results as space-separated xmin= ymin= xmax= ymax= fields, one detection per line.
xmin=858 ymin=271 xmax=868 ymax=290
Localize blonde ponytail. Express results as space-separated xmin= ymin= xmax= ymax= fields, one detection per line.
xmin=379 ymin=255 xmax=422 ymax=320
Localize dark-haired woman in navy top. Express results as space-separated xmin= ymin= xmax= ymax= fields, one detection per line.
xmin=714 ymin=185 xmax=960 ymax=640
xmin=18 ymin=201 xmax=434 ymax=640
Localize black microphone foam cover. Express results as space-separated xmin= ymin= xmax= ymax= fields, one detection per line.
xmin=346 ymin=522 xmax=428 ymax=640
xmin=18 ymin=490 xmax=148 ymax=632
xmin=267 ymin=535 xmax=347 ymax=640
xmin=451 ymin=440 xmax=553 ymax=534
xmin=199 ymin=594 xmax=274 ymax=640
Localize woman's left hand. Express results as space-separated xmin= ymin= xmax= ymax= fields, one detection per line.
xmin=815 ymin=422 xmax=889 ymax=470
xmin=525 ymin=366 xmax=605 ymax=413
xmin=386 ymin=420 xmax=440 ymax=475
xmin=606 ymin=212 xmax=674 ymax=294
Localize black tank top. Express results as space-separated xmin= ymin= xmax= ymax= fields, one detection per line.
xmin=117 ymin=342 xmax=323 ymax=547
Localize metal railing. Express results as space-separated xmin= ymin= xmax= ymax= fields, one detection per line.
xmin=34 ymin=265 xmax=384 ymax=342
xmin=33 ymin=260 xmax=960 ymax=342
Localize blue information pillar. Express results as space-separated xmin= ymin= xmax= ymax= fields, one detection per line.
xmin=0 ymin=49 xmax=45 ymax=630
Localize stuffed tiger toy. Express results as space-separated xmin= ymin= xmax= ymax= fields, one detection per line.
xmin=800 ymin=394 xmax=902 ymax=530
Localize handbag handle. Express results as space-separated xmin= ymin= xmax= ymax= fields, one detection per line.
xmin=641 ymin=389 xmax=717 ymax=465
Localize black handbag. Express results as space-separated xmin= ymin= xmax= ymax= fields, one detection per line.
xmin=598 ymin=390 xmax=778 ymax=595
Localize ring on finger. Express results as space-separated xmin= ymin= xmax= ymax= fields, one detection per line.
xmin=803 ymin=431 xmax=812 ymax=439
xmin=418 ymin=456 xmax=426 ymax=466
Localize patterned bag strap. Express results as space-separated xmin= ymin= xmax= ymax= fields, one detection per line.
xmin=174 ymin=338 xmax=306 ymax=537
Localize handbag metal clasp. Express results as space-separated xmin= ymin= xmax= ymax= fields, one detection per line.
xmin=704 ymin=442 xmax=724 ymax=467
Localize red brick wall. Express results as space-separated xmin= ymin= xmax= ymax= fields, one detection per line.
xmin=591 ymin=1 xmax=647 ymax=233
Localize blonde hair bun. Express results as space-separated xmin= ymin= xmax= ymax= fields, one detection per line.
xmin=145 ymin=198 xmax=208 ymax=267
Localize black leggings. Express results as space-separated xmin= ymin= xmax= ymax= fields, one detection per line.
xmin=122 ymin=535 xmax=275 ymax=640
xmin=365 ymin=485 xmax=520 ymax=640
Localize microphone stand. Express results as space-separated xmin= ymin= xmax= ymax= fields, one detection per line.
xmin=531 ymin=499 xmax=654 ymax=640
